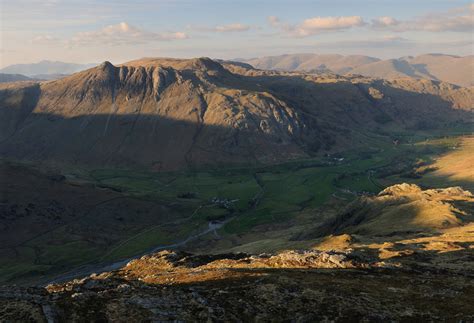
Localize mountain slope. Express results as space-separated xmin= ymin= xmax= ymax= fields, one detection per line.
xmin=348 ymin=59 xmax=426 ymax=79
xmin=350 ymin=54 xmax=474 ymax=87
xmin=316 ymin=183 xmax=474 ymax=237
xmin=0 ymin=59 xmax=310 ymax=169
xmin=405 ymin=54 xmax=474 ymax=87
xmin=242 ymin=54 xmax=380 ymax=74
xmin=242 ymin=53 xmax=474 ymax=87
xmin=2 ymin=228 xmax=473 ymax=321
xmin=0 ymin=57 xmax=472 ymax=170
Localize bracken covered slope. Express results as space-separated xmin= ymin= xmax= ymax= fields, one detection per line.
xmin=316 ymin=183 xmax=474 ymax=236
xmin=0 ymin=57 xmax=472 ymax=170
xmin=1 ymin=183 xmax=473 ymax=321
xmin=1 ymin=246 xmax=473 ymax=321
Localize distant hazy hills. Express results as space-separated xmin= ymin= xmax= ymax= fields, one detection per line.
xmin=242 ymin=54 xmax=379 ymax=74
xmin=0 ymin=60 xmax=96 ymax=79
xmin=3 ymin=55 xmax=472 ymax=86
xmin=0 ymin=73 xmax=35 ymax=83
xmin=241 ymin=54 xmax=473 ymax=87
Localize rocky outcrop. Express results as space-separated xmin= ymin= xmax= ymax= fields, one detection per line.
xmin=1 ymin=248 xmax=473 ymax=321
xmin=0 ymin=58 xmax=472 ymax=170
xmin=315 ymin=184 xmax=474 ymax=237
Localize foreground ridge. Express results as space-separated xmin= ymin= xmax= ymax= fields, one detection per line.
xmin=1 ymin=246 xmax=473 ymax=321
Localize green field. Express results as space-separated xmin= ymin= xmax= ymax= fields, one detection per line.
xmin=1 ymin=130 xmax=472 ymax=284
xmin=78 ymin=133 xmax=467 ymax=239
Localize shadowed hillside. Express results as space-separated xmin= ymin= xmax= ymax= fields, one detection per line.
xmin=0 ymin=58 xmax=472 ymax=170
xmin=0 ymin=57 xmax=473 ymax=321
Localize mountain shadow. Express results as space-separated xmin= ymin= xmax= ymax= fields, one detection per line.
xmin=0 ymin=58 xmax=471 ymax=171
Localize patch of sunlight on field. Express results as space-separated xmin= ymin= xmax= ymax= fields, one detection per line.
xmin=423 ymin=136 xmax=474 ymax=190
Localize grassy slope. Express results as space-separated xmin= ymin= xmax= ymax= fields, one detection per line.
xmin=74 ymin=131 xmax=471 ymax=243
xmin=2 ymin=127 xmax=473 ymax=284
xmin=415 ymin=136 xmax=474 ymax=190
xmin=380 ymin=136 xmax=474 ymax=191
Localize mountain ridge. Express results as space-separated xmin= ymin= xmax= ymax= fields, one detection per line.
xmin=240 ymin=53 xmax=474 ymax=87
xmin=0 ymin=57 xmax=472 ymax=170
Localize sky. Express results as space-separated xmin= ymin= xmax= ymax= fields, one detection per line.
xmin=0 ymin=0 xmax=473 ymax=67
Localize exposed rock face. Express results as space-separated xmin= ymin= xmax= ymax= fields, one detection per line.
xmin=379 ymin=183 xmax=473 ymax=199
xmin=1 ymin=248 xmax=473 ymax=321
xmin=0 ymin=58 xmax=472 ymax=170
xmin=1 ymin=177 xmax=474 ymax=320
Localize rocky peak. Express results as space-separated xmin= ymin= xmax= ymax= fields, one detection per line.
xmin=378 ymin=183 xmax=422 ymax=196
xmin=99 ymin=61 xmax=115 ymax=71
xmin=190 ymin=57 xmax=224 ymax=72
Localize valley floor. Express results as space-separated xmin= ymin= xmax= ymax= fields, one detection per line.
xmin=0 ymin=133 xmax=472 ymax=284
xmin=0 ymin=134 xmax=473 ymax=321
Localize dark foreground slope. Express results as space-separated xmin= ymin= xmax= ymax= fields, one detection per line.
xmin=1 ymin=248 xmax=473 ymax=321
xmin=1 ymin=183 xmax=473 ymax=321
xmin=0 ymin=57 xmax=472 ymax=170
xmin=0 ymin=162 xmax=191 ymax=283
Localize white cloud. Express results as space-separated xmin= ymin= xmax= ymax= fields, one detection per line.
xmin=372 ymin=5 xmax=474 ymax=32
xmin=408 ymin=14 xmax=473 ymax=32
xmin=191 ymin=23 xmax=253 ymax=33
xmin=382 ymin=35 xmax=408 ymax=42
xmin=68 ymin=22 xmax=188 ymax=47
xmin=267 ymin=16 xmax=281 ymax=27
xmin=371 ymin=16 xmax=400 ymax=28
xmin=214 ymin=23 xmax=251 ymax=32
xmin=31 ymin=35 xmax=60 ymax=44
xmin=268 ymin=15 xmax=365 ymax=37
xmin=299 ymin=16 xmax=365 ymax=32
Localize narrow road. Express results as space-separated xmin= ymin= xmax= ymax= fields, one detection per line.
xmin=98 ymin=204 xmax=208 ymax=261
xmin=44 ymin=173 xmax=265 ymax=285
xmin=44 ymin=219 xmax=232 ymax=286
xmin=367 ymin=169 xmax=384 ymax=189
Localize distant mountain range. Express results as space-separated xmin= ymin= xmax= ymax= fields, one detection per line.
xmin=0 ymin=60 xmax=96 ymax=78
xmin=0 ymin=73 xmax=35 ymax=83
xmin=241 ymin=54 xmax=379 ymax=74
xmin=240 ymin=54 xmax=474 ymax=87
xmin=2 ymin=54 xmax=472 ymax=87
xmin=0 ymin=72 xmax=77 ymax=83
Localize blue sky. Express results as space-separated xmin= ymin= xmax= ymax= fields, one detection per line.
xmin=1 ymin=0 xmax=472 ymax=67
